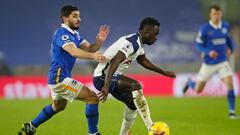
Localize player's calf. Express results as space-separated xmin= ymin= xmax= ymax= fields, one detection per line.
xmin=132 ymin=90 xmax=153 ymax=130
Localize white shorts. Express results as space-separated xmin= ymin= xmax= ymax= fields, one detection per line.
xmin=48 ymin=78 xmax=83 ymax=102
xmin=197 ymin=61 xmax=233 ymax=81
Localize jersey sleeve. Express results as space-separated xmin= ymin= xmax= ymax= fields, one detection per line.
xmin=195 ymin=26 xmax=209 ymax=53
xmin=119 ymin=43 xmax=134 ymax=58
xmin=55 ymin=32 xmax=76 ymax=48
xmin=139 ymin=48 xmax=145 ymax=55
xmin=78 ymin=34 xmax=86 ymax=45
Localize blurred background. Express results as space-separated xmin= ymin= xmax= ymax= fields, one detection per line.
xmin=0 ymin=0 xmax=240 ymax=98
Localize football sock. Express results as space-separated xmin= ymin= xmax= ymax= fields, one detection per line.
xmin=119 ymin=107 xmax=137 ymax=135
xmin=86 ymin=104 xmax=99 ymax=134
xmin=227 ymin=90 xmax=235 ymax=113
xmin=188 ymin=79 xmax=196 ymax=90
xmin=31 ymin=104 xmax=57 ymax=128
xmin=132 ymin=90 xmax=153 ymax=130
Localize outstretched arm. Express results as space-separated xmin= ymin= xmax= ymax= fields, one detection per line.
xmin=63 ymin=43 xmax=105 ymax=62
xmin=136 ymin=54 xmax=176 ymax=78
xmin=98 ymin=51 xmax=126 ymax=102
xmin=80 ymin=25 xmax=110 ymax=52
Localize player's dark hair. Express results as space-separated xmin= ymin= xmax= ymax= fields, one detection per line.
xmin=61 ymin=5 xmax=79 ymax=17
xmin=139 ymin=17 xmax=160 ymax=30
xmin=209 ymin=5 xmax=222 ymax=12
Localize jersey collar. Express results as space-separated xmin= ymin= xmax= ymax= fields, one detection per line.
xmin=209 ymin=20 xmax=222 ymax=29
xmin=137 ymin=32 xmax=144 ymax=47
xmin=61 ymin=24 xmax=77 ymax=34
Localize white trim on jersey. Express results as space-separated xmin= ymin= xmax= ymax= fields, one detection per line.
xmin=209 ymin=20 xmax=222 ymax=29
xmin=62 ymin=42 xmax=76 ymax=49
xmin=61 ymin=24 xmax=77 ymax=34
xmin=80 ymin=39 xmax=87 ymax=45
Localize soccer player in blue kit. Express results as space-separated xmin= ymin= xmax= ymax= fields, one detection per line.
xmin=183 ymin=5 xmax=237 ymax=119
xmin=18 ymin=5 xmax=109 ymax=135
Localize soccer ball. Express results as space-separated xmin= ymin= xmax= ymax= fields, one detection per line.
xmin=148 ymin=122 xmax=170 ymax=135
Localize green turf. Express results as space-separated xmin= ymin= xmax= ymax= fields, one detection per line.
xmin=0 ymin=97 xmax=239 ymax=135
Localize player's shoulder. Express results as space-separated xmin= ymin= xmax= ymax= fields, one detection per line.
xmin=124 ymin=33 xmax=140 ymax=53
xmin=124 ymin=33 xmax=139 ymax=43
xmin=200 ymin=22 xmax=211 ymax=31
xmin=54 ymin=27 xmax=70 ymax=36
xmin=222 ymin=21 xmax=230 ymax=28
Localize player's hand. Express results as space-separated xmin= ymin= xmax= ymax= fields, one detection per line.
xmin=209 ymin=50 xmax=218 ymax=59
xmin=93 ymin=51 xmax=106 ymax=63
xmin=98 ymin=85 xmax=109 ymax=102
xmin=96 ymin=25 xmax=110 ymax=43
xmin=227 ymin=48 xmax=232 ymax=59
xmin=163 ymin=70 xmax=176 ymax=78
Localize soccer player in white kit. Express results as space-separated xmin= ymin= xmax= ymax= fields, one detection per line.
xmin=92 ymin=17 xmax=176 ymax=134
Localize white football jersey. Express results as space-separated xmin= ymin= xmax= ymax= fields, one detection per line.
xmin=94 ymin=33 xmax=145 ymax=77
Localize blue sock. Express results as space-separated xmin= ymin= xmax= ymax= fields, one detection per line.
xmin=188 ymin=79 xmax=196 ymax=90
xmin=227 ymin=90 xmax=235 ymax=112
xmin=31 ymin=104 xmax=57 ymax=128
xmin=86 ymin=104 xmax=99 ymax=134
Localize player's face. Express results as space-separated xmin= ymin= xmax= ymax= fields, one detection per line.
xmin=67 ymin=11 xmax=81 ymax=30
xmin=210 ymin=9 xmax=222 ymax=23
xmin=144 ymin=25 xmax=159 ymax=45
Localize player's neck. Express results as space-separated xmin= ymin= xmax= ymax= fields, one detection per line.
xmin=138 ymin=32 xmax=144 ymax=45
xmin=211 ymin=20 xmax=220 ymax=26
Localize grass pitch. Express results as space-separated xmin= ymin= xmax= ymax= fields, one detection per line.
xmin=0 ymin=97 xmax=239 ymax=135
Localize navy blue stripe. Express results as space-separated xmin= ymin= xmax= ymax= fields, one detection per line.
xmin=126 ymin=33 xmax=139 ymax=54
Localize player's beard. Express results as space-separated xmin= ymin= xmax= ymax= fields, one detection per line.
xmin=70 ymin=26 xmax=79 ymax=30
xmin=144 ymin=39 xmax=154 ymax=45
xmin=69 ymin=22 xmax=80 ymax=30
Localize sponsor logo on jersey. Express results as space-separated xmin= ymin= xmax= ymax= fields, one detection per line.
xmin=212 ymin=38 xmax=226 ymax=45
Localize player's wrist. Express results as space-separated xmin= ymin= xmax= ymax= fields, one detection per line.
xmin=96 ymin=35 xmax=104 ymax=44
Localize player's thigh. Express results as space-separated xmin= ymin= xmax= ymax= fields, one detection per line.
xmin=117 ymin=75 xmax=142 ymax=92
xmin=218 ymin=62 xmax=233 ymax=90
xmin=76 ymin=86 xmax=98 ymax=104
xmin=52 ymin=98 xmax=68 ymax=112
xmin=197 ymin=63 xmax=216 ymax=82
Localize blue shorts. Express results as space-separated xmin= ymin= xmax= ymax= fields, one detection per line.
xmin=93 ymin=75 xmax=130 ymax=102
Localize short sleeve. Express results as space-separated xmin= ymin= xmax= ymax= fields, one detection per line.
xmin=196 ymin=30 xmax=205 ymax=44
xmin=55 ymin=33 xmax=75 ymax=48
xmin=119 ymin=43 xmax=134 ymax=58
xmin=139 ymin=48 xmax=145 ymax=55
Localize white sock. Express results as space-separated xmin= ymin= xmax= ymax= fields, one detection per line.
xmin=88 ymin=132 xmax=98 ymax=135
xmin=119 ymin=107 xmax=137 ymax=135
xmin=132 ymin=90 xmax=153 ymax=130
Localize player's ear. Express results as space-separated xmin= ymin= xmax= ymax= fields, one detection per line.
xmin=62 ymin=16 xmax=68 ymax=23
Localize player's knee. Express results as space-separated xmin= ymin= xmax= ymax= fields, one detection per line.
xmin=53 ymin=104 xmax=66 ymax=112
xmin=130 ymin=81 xmax=142 ymax=90
xmin=196 ymin=89 xmax=203 ymax=94
xmin=126 ymin=101 xmax=137 ymax=110
xmin=87 ymin=97 xmax=98 ymax=104
xmin=88 ymin=93 xmax=99 ymax=104
xmin=124 ymin=108 xmax=137 ymax=121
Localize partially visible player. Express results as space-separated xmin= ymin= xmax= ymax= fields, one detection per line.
xmin=182 ymin=5 xmax=237 ymax=119
xmin=18 ymin=5 xmax=109 ymax=135
xmin=90 ymin=17 xmax=176 ymax=135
